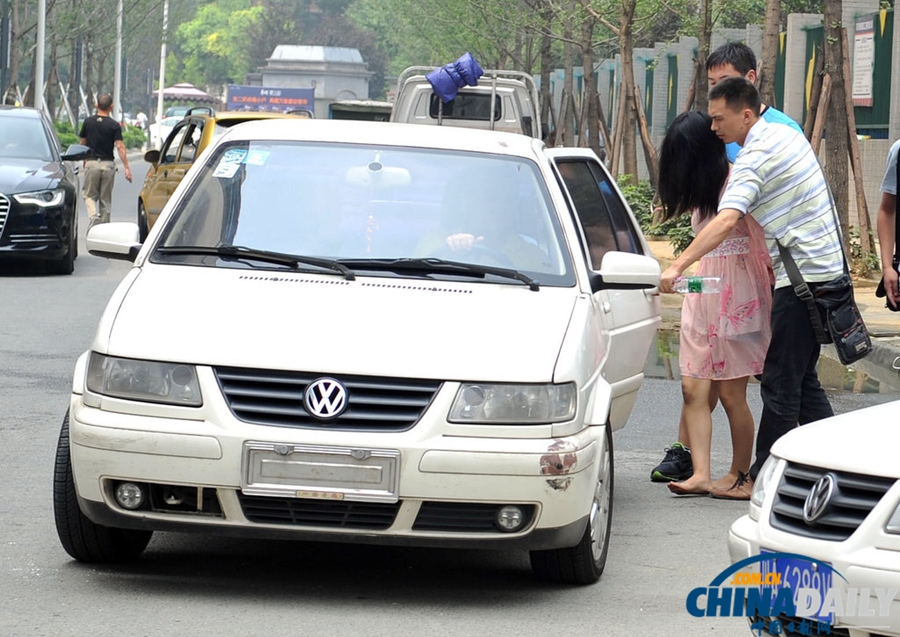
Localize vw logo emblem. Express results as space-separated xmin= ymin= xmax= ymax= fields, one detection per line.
xmin=304 ymin=378 xmax=348 ymax=420
xmin=803 ymin=473 xmax=837 ymax=524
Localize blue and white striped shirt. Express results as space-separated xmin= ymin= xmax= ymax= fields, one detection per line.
xmin=718 ymin=118 xmax=843 ymax=289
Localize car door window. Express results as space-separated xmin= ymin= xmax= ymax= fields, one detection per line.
xmin=161 ymin=123 xmax=189 ymax=164
xmin=555 ymin=158 xmax=645 ymax=270
xmin=177 ymin=123 xmax=202 ymax=163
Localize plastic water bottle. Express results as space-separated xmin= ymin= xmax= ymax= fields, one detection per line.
xmin=674 ymin=276 xmax=721 ymax=294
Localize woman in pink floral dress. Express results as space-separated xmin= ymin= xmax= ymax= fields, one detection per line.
xmin=656 ymin=110 xmax=772 ymax=496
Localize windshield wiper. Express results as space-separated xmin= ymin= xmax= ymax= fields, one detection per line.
xmin=156 ymin=245 xmax=356 ymax=281
xmin=337 ymin=257 xmax=539 ymax=291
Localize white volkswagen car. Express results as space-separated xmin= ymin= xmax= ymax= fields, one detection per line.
xmin=728 ymin=400 xmax=900 ymax=634
xmin=55 ymin=120 xmax=660 ymax=584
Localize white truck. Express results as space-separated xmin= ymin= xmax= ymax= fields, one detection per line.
xmin=390 ymin=65 xmax=541 ymax=138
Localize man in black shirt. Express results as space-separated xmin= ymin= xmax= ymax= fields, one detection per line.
xmin=79 ymin=94 xmax=132 ymax=228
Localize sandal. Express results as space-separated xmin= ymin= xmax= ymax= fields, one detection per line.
xmin=709 ymin=471 xmax=753 ymax=500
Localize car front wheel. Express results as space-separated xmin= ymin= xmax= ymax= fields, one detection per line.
xmin=529 ymin=424 xmax=614 ymax=585
xmin=138 ymin=201 xmax=149 ymax=243
xmin=46 ymin=214 xmax=76 ymax=275
xmin=53 ymin=410 xmax=153 ymax=563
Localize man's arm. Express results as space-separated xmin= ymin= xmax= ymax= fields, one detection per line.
xmin=659 ymin=208 xmax=742 ymax=292
xmin=115 ymin=139 xmax=132 ymax=183
xmin=876 ymin=191 xmax=899 ymax=308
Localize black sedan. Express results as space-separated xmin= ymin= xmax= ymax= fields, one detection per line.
xmin=0 ymin=106 xmax=89 ymax=274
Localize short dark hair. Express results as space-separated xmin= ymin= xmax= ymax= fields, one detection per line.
xmin=708 ymin=76 xmax=761 ymax=117
xmin=97 ymin=94 xmax=113 ymax=110
xmin=657 ymin=111 xmax=728 ymax=222
xmin=706 ymin=42 xmax=757 ymax=76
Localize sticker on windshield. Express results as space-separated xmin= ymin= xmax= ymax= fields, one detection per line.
xmin=222 ymin=149 xmax=248 ymax=164
xmin=213 ymin=162 xmax=241 ymax=178
xmin=245 ymin=150 xmax=270 ymax=166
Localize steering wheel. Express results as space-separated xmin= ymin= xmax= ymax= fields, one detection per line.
xmin=428 ymin=242 xmax=515 ymax=268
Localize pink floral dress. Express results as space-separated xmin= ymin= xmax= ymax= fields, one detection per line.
xmin=679 ymin=210 xmax=773 ymax=379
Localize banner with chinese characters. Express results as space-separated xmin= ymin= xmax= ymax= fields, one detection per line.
xmin=226 ymin=85 xmax=315 ymax=113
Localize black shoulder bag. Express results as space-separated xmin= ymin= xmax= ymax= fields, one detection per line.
xmin=875 ymin=149 xmax=900 ymax=311
xmin=776 ymin=194 xmax=872 ymax=365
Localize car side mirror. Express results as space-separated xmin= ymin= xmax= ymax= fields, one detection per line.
xmin=589 ymin=251 xmax=660 ymax=293
xmin=86 ymin=222 xmax=142 ymax=262
xmin=144 ymin=149 xmax=161 ymax=164
xmin=61 ymin=144 xmax=92 ymax=161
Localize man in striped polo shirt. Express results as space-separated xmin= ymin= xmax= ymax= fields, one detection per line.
xmin=660 ymin=76 xmax=844 ymax=499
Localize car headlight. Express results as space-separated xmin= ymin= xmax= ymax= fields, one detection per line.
xmin=886 ymin=502 xmax=900 ymax=535
xmin=86 ymin=352 xmax=202 ymax=406
xmin=14 ymin=188 xmax=65 ymax=207
xmin=448 ymin=383 xmax=576 ymax=423
xmin=749 ymin=455 xmax=783 ymax=519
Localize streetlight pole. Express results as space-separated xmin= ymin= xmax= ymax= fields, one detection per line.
xmin=35 ymin=0 xmax=45 ymax=110
xmin=114 ymin=0 xmax=123 ymax=120
xmin=155 ymin=0 xmax=168 ymax=129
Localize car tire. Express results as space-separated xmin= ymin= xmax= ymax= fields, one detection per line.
xmin=138 ymin=201 xmax=149 ymax=243
xmin=53 ymin=410 xmax=153 ymax=563
xmin=46 ymin=215 xmax=76 ymax=275
xmin=529 ymin=424 xmax=614 ymax=585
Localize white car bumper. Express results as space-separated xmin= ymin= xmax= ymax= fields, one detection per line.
xmin=729 ymin=514 xmax=900 ymax=637
xmin=69 ymin=383 xmax=604 ymax=551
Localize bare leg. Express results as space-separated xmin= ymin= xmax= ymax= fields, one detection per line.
xmin=711 ymin=376 xmax=754 ymax=491
xmin=668 ymin=376 xmax=714 ymax=494
xmin=675 ymin=382 xmax=719 ymax=449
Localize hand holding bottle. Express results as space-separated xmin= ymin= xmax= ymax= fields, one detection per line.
xmin=673 ymin=276 xmax=721 ymax=294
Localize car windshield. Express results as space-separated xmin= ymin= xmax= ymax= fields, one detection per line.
xmin=155 ymin=140 xmax=575 ymax=286
xmin=0 ymin=116 xmax=52 ymax=160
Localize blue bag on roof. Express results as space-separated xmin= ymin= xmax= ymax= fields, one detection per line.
xmin=426 ymin=53 xmax=484 ymax=103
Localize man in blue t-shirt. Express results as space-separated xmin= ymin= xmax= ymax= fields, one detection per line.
xmin=649 ymin=41 xmax=804 ymax=485
xmin=706 ymin=42 xmax=803 ymax=161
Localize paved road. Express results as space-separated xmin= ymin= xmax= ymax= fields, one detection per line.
xmin=0 ymin=162 xmax=895 ymax=637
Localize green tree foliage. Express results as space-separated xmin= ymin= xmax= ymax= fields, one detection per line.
xmin=173 ymin=0 xmax=265 ymax=87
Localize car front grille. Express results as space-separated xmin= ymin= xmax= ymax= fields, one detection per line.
xmin=214 ymin=367 xmax=441 ymax=432
xmin=412 ymin=502 xmax=536 ymax=533
xmin=237 ymin=493 xmax=400 ymax=529
xmin=0 ymin=194 xmax=9 ymax=235
xmin=769 ymin=462 xmax=895 ymax=541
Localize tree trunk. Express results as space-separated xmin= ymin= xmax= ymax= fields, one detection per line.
xmin=822 ymin=0 xmax=850 ymax=246
xmin=803 ymin=46 xmax=825 ymax=139
xmin=537 ymin=3 xmax=553 ymax=138
xmin=841 ymin=27 xmax=870 ymax=254
xmin=5 ymin=0 xmax=21 ymax=103
xmin=579 ymin=13 xmax=598 ymax=152
xmin=561 ymin=0 xmax=576 ymax=145
xmin=758 ymin=0 xmax=781 ymax=105
xmin=619 ymin=0 xmax=639 ymax=184
xmin=694 ymin=0 xmax=712 ymax=112
xmin=634 ymin=85 xmax=658 ymax=189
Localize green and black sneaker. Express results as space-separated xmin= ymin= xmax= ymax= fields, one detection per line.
xmin=650 ymin=442 xmax=693 ymax=482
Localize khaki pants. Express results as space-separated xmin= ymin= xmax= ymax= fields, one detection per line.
xmin=82 ymin=159 xmax=117 ymax=227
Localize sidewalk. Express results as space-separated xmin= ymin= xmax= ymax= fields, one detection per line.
xmin=648 ymin=240 xmax=900 ymax=377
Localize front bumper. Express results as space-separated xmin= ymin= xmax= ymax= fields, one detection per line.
xmin=69 ymin=383 xmax=603 ymax=551
xmin=0 ymin=204 xmax=72 ymax=260
xmin=729 ymin=514 xmax=900 ymax=637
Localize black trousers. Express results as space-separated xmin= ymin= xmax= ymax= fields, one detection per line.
xmin=749 ymin=286 xmax=834 ymax=479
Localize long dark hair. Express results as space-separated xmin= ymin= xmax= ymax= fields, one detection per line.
xmin=656 ymin=110 xmax=728 ymax=222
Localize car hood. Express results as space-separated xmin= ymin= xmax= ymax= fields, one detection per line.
xmin=771 ymin=400 xmax=900 ymax=478
xmin=0 ymin=158 xmax=61 ymax=194
xmin=100 ymin=266 xmax=580 ymax=382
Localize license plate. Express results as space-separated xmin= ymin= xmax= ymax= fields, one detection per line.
xmin=242 ymin=442 xmax=400 ymax=503
xmin=760 ymin=550 xmax=834 ymax=624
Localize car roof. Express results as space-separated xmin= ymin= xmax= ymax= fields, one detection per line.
xmin=217 ymin=119 xmax=543 ymax=157
xmin=207 ymin=111 xmax=305 ymax=126
xmin=0 ymin=106 xmax=43 ymax=119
